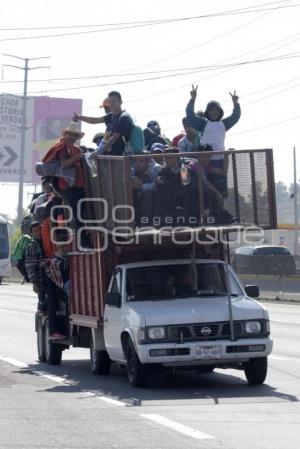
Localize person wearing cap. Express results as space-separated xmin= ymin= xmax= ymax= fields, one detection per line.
xmin=73 ymin=91 xmax=133 ymax=156
xmin=143 ymin=120 xmax=167 ymax=151
xmin=150 ymin=143 xmax=165 ymax=165
xmin=92 ymin=132 xmax=105 ymax=148
xmin=178 ymin=117 xmax=202 ymax=153
xmin=41 ymin=122 xmax=86 ymax=233
xmin=24 ymin=221 xmax=46 ymax=311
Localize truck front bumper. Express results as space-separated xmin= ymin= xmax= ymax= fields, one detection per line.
xmin=137 ymin=337 xmax=273 ymax=366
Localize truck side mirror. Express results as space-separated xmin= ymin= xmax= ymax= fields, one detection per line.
xmin=105 ymin=292 xmax=122 ymax=308
xmin=245 ymin=285 xmax=260 ymax=298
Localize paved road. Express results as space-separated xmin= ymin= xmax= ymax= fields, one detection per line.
xmin=0 ymin=283 xmax=299 ymax=449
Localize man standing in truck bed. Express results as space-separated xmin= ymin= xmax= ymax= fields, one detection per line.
xmin=73 ymin=91 xmax=133 ymax=156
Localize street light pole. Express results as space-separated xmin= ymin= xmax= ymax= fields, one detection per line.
xmin=17 ymin=58 xmax=28 ymax=227
xmin=2 ymin=54 xmax=50 ymax=225
xmin=293 ymin=146 xmax=298 ymax=256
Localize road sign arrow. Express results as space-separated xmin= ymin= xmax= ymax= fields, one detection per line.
xmin=3 ymin=146 xmax=18 ymax=166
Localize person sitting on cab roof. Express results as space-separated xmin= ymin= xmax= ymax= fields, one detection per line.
xmin=73 ymin=91 xmax=133 ymax=156
xmin=186 ymin=85 xmax=240 ymax=168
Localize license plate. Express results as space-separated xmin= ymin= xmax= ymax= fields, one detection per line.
xmin=195 ymin=345 xmax=221 ymax=360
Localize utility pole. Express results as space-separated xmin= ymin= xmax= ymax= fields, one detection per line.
xmin=2 ymin=54 xmax=50 ymax=225
xmin=293 ymin=146 xmax=299 ymax=256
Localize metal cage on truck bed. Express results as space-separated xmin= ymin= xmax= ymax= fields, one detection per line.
xmin=68 ymin=226 xmax=239 ymax=327
xmin=82 ymin=149 xmax=277 ymax=232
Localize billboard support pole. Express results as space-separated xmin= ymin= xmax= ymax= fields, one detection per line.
xmin=293 ymin=146 xmax=299 ymax=256
xmin=3 ymin=54 xmax=50 ymax=225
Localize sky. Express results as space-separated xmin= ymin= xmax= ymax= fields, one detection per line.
xmin=0 ymin=0 xmax=300 ymax=219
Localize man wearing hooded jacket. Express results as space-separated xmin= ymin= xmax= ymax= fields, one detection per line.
xmin=185 ymin=85 xmax=241 ymax=156
xmin=185 ymin=85 xmax=241 ymax=198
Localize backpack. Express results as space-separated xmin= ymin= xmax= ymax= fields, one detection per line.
xmin=125 ymin=123 xmax=145 ymax=154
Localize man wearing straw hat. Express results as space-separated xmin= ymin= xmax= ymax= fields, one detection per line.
xmin=41 ymin=122 xmax=86 ymax=234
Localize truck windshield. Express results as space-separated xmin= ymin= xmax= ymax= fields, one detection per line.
xmin=126 ymin=263 xmax=242 ymax=301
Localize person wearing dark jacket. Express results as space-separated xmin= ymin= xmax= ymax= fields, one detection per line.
xmin=143 ymin=120 xmax=167 ymax=151
xmin=24 ymin=222 xmax=45 ymax=311
xmin=186 ymin=85 xmax=241 ymax=197
xmin=186 ymin=85 xmax=241 ymax=157
xmin=155 ymin=148 xmax=200 ymax=227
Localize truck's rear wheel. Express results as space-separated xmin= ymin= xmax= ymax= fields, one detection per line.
xmin=126 ymin=339 xmax=148 ymax=388
xmin=90 ymin=338 xmax=110 ymax=375
xmin=37 ymin=317 xmax=46 ymax=362
xmin=244 ymin=357 xmax=267 ymax=385
xmin=44 ymin=320 xmax=62 ymax=365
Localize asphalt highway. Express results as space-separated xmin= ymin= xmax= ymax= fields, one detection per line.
xmin=0 ymin=283 xmax=299 ymax=449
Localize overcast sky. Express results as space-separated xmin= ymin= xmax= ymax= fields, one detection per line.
xmin=0 ymin=0 xmax=300 ymax=218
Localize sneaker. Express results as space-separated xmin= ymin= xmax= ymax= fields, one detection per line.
xmin=49 ymin=332 xmax=66 ymax=340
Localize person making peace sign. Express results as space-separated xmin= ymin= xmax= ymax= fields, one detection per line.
xmin=186 ymin=85 xmax=241 ymax=158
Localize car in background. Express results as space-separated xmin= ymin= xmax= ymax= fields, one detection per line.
xmin=0 ymin=215 xmax=11 ymax=284
xmin=232 ymin=245 xmax=296 ymax=276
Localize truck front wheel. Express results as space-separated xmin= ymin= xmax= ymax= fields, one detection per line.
xmin=126 ymin=339 xmax=148 ymax=388
xmin=90 ymin=338 xmax=110 ymax=375
xmin=244 ymin=357 xmax=268 ymax=385
xmin=44 ymin=320 xmax=62 ymax=365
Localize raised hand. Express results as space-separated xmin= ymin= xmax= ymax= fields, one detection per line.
xmin=72 ymin=112 xmax=80 ymax=122
xmin=229 ymin=90 xmax=239 ymax=105
xmin=190 ymin=84 xmax=198 ymax=101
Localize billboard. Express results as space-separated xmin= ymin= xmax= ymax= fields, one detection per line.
xmin=0 ymin=95 xmax=82 ymax=183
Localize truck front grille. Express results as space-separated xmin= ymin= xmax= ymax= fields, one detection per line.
xmin=168 ymin=321 xmax=245 ymax=342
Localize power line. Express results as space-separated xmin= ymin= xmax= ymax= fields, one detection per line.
xmin=0 ymin=3 xmax=299 ymax=42
xmin=26 ymin=51 xmax=300 ymax=94
xmin=230 ymin=114 xmax=300 ymax=135
xmin=0 ymin=1 xmax=294 ymax=90
xmin=0 ymin=0 xmax=289 ymax=31
xmin=126 ymin=27 xmax=300 ymax=104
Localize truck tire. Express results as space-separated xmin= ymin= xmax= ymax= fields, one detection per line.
xmin=244 ymin=357 xmax=267 ymax=385
xmin=90 ymin=338 xmax=110 ymax=375
xmin=37 ymin=317 xmax=46 ymax=362
xmin=0 ymin=277 xmax=2 ymax=285
xmin=197 ymin=365 xmax=215 ymax=373
xmin=126 ymin=339 xmax=148 ymax=388
xmin=44 ymin=319 xmax=62 ymax=366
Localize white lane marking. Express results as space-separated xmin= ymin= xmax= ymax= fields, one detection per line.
xmin=0 ymin=356 xmax=68 ymax=384
xmin=34 ymin=371 xmax=68 ymax=384
xmin=141 ymin=414 xmax=214 ymax=440
xmin=0 ymin=307 xmax=34 ymax=315
xmin=271 ymin=319 xmax=300 ymax=325
xmin=98 ymin=396 xmax=127 ymax=407
xmin=0 ymin=356 xmax=29 ymax=368
xmin=269 ymin=355 xmax=289 ymax=360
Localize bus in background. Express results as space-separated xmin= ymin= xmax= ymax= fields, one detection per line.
xmin=0 ymin=215 xmax=11 ymax=284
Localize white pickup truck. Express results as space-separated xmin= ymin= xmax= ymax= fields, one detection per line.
xmin=89 ymin=258 xmax=273 ymax=387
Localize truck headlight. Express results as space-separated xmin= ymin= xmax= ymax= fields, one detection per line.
xmin=148 ymin=326 xmax=166 ymax=339
xmin=245 ymin=321 xmax=262 ymax=334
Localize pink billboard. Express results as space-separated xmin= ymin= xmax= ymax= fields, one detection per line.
xmin=32 ymin=96 xmax=82 ymax=183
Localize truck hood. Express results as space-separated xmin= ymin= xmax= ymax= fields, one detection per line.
xmin=128 ymin=296 xmax=264 ymax=326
